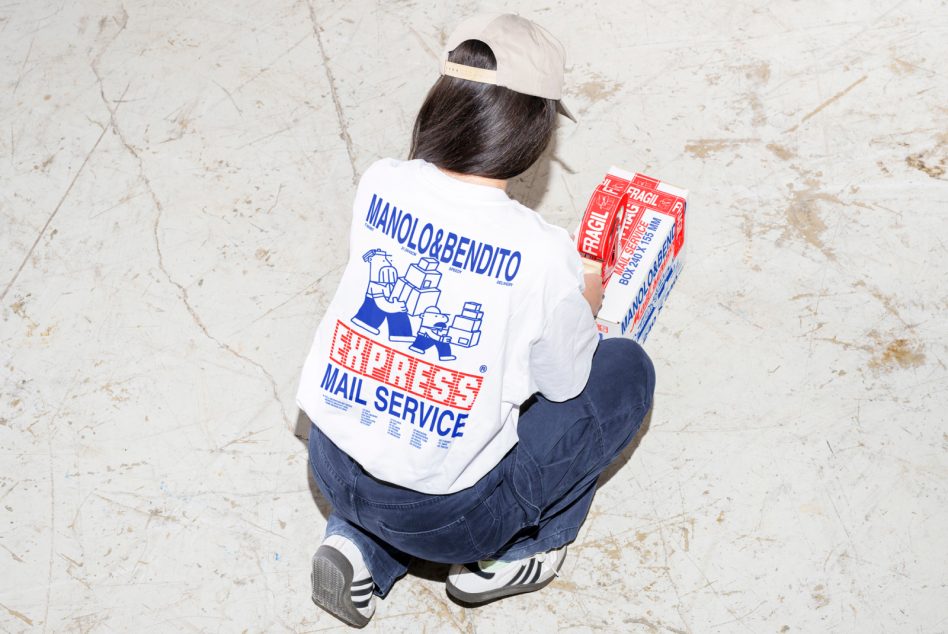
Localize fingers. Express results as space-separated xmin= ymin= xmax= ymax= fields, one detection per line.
xmin=583 ymin=272 xmax=604 ymax=316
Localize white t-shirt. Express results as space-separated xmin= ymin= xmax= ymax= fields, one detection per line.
xmin=297 ymin=158 xmax=598 ymax=494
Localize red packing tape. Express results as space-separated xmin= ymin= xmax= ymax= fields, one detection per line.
xmin=577 ymin=183 xmax=630 ymax=281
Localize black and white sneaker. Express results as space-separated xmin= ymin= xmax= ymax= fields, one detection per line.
xmin=445 ymin=546 xmax=567 ymax=604
xmin=311 ymin=535 xmax=376 ymax=628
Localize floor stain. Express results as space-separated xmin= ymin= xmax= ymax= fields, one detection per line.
xmin=889 ymin=57 xmax=916 ymax=75
xmin=9 ymin=295 xmax=40 ymax=336
xmin=748 ymin=94 xmax=767 ymax=127
xmin=818 ymin=330 xmax=927 ymax=373
xmin=787 ymin=75 xmax=867 ymax=132
xmin=624 ymin=617 xmax=661 ymax=632
xmin=811 ymin=584 xmax=830 ymax=609
xmin=767 ymin=143 xmax=795 ymax=161
xmin=34 ymin=153 xmax=56 ymax=172
xmin=905 ymin=153 xmax=946 ymax=179
xmin=742 ymin=61 xmax=772 ymax=84
xmin=780 ymin=181 xmax=839 ymax=261
xmin=685 ymin=138 xmax=759 ymax=159
xmin=852 ymin=280 xmax=913 ymax=329
xmin=904 ymin=135 xmax=947 ymax=179
xmin=869 ymin=338 xmax=926 ymax=370
xmin=10 ymin=297 xmax=28 ymax=319
xmin=102 ymin=382 xmax=131 ymax=403
xmin=741 ymin=203 xmax=757 ymax=240
xmin=0 ymin=603 xmax=33 ymax=626
xmin=576 ymin=74 xmax=621 ymax=102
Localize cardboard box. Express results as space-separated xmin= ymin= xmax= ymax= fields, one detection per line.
xmin=448 ymin=327 xmax=481 ymax=348
xmin=415 ymin=257 xmax=439 ymax=271
xmin=461 ymin=301 xmax=483 ymax=319
xmin=448 ymin=301 xmax=484 ymax=348
xmin=393 ymin=280 xmax=441 ymax=316
xmin=450 ymin=314 xmax=482 ymax=332
xmin=623 ymin=171 xmax=687 ymax=293
xmin=596 ymin=209 xmax=675 ymax=339
xmin=405 ymin=262 xmax=442 ymax=289
xmin=579 ymin=167 xmax=688 ymax=343
xmin=633 ymin=258 xmax=677 ymax=341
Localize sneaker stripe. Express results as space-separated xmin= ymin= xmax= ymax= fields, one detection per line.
xmin=447 ymin=547 xmax=567 ymax=605
xmin=528 ymin=561 xmax=543 ymax=584
xmin=506 ymin=560 xmax=532 ymax=587
xmin=352 ymin=597 xmax=372 ymax=609
xmin=351 ymin=586 xmax=374 ymax=597
xmin=503 ymin=563 xmax=526 ymax=587
xmin=351 ymin=578 xmax=374 ymax=588
xmin=521 ymin=559 xmax=535 ymax=585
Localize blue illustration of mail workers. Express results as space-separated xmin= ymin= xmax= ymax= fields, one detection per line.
xmin=351 ymin=249 xmax=485 ymax=362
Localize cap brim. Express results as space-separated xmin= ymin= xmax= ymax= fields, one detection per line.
xmin=557 ymin=100 xmax=577 ymax=123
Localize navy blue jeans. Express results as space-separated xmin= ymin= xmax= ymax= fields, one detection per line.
xmin=308 ymin=337 xmax=655 ymax=596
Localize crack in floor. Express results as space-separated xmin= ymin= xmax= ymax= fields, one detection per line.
xmin=305 ymin=0 xmax=358 ymax=187
xmin=90 ymin=65 xmax=290 ymax=429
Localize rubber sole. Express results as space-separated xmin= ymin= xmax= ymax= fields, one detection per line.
xmin=311 ymin=545 xmax=371 ymax=628
xmin=445 ymin=547 xmax=567 ymax=605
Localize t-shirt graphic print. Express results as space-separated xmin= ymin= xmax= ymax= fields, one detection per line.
xmin=326 ymin=245 xmax=488 ymax=444
xmin=297 ymin=159 xmax=597 ymax=494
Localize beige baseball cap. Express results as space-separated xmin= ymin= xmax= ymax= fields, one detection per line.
xmin=440 ymin=13 xmax=576 ymax=122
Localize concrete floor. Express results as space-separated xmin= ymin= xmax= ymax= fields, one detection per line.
xmin=2 ymin=0 xmax=946 ymax=632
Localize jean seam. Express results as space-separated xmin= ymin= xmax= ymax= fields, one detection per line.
xmin=511 ymin=449 xmax=541 ymax=522
xmin=479 ymin=484 xmax=499 ymax=522
xmin=312 ymin=435 xmax=349 ymax=492
xmin=352 ymin=497 xmax=450 ymax=511
xmin=580 ymin=390 xmax=601 ymax=432
xmin=376 ymin=514 xmax=466 ymax=538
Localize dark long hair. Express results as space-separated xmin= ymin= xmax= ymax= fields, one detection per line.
xmin=409 ymin=40 xmax=557 ymax=180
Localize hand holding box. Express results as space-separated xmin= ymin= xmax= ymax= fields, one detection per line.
xmin=577 ymin=167 xmax=688 ymax=343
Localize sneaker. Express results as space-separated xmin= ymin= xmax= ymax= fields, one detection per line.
xmin=446 ymin=546 xmax=567 ymax=604
xmin=311 ymin=535 xmax=376 ymax=628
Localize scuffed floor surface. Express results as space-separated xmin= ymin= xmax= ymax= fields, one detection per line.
xmin=2 ymin=1 xmax=946 ymax=632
